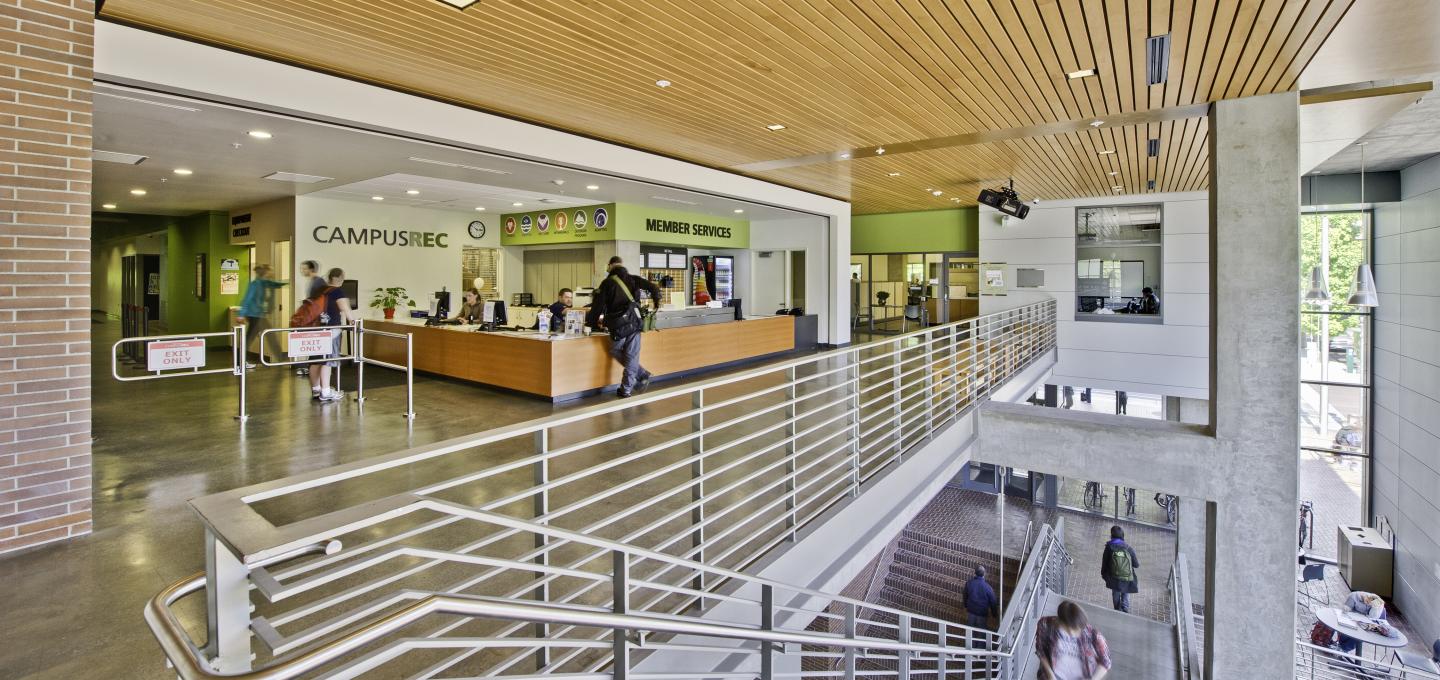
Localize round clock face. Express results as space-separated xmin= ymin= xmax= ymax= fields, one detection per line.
xmin=468 ymin=220 xmax=486 ymax=239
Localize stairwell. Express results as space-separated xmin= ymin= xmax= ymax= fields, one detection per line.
xmin=1026 ymin=590 xmax=1181 ymax=679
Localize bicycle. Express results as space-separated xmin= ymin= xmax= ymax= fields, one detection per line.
xmin=1299 ymin=500 xmax=1314 ymax=551
xmin=1083 ymin=481 xmax=1106 ymax=511
xmin=1154 ymin=492 xmax=1178 ymax=525
xmin=1123 ymin=487 xmax=1136 ymax=517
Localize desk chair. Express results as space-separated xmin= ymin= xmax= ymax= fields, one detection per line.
xmin=1298 ymin=563 xmax=1330 ymax=609
xmin=1394 ymin=640 xmax=1440 ymax=676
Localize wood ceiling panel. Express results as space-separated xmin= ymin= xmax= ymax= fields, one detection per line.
xmin=101 ymin=0 xmax=1351 ymax=213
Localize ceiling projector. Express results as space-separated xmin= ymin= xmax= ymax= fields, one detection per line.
xmin=978 ymin=180 xmax=1030 ymax=220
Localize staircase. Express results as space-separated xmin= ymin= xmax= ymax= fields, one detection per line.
xmin=1023 ymin=592 xmax=1181 ymax=678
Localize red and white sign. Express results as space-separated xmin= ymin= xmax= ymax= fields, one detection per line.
xmin=288 ymin=330 xmax=334 ymax=357
xmin=147 ymin=339 xmax=206 ymax=372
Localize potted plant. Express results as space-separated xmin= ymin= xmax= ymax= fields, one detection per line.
xmin=370 ymin=286 xmax=416 ymax=320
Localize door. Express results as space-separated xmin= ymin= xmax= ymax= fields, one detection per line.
xmin=270 ymin=241 xmax=289 ymax=329
xmin=940 ymin=254 xmax=979 ymax=324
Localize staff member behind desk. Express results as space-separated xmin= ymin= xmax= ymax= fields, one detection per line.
xmin=533 ymin=288 xmax=573 ymax=332
xmin=449 ymin=289 xmax=483 ymax=324
xmin=586 ymin=267 xmax=660 ymax=398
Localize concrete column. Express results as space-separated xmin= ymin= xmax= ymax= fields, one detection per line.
xmin=1204 ymin=92 xmax=1301 ymax=680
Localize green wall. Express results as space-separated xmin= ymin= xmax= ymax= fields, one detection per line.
xmin=851 ymin=207 xmax=978 ymax=253
xmin=166 ymin=211 xmax=247 ymax=334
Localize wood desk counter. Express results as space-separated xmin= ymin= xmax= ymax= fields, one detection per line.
xmin=365 ymin=315 xmax=795 ymax=400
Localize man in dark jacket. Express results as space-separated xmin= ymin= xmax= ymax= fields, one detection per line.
xmin=586 ymin=266 xmax=661 ymax=398
xmin=1100 ymin=525 xmax=1140 ymax=613
xmin=962 ymin=565 xmax=999 ymax=631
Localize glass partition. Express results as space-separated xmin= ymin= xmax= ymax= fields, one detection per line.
xmin=850 ymin=251 xmax=979 ymax=332
xmin=1075 ymin=205 xmax=1163 ymax=323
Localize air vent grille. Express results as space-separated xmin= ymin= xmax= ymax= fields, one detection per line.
xmin=1147 ymin=180 xmax=1156 ymax=191
xmin=263 ymin=171 xmax=333 ymax=184
xmin=1147 ymin=138 xmax=1160 ymax=157
xmin=1146 ymin=34 xmax=1171 ymax=85
xmin=94 ymin=150 xmax=148 ymax=165
xmin=408 ymin=156 xmax=511 ymax=175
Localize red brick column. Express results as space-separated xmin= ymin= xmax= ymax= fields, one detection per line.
xmin=0 ymin=0 xmax=94 ymax=553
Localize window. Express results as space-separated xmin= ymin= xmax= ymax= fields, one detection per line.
xmin=1075 ymin=205 xmax=1163 ymax=322
xmin=1297 ymin=211 xmax=1372 ymax=560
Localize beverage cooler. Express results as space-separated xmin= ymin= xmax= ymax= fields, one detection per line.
xmin=714 ymin=256 xmax=733 ymax=302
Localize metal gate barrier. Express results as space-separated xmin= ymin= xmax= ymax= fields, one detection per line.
xmin=111 ymin=326 xmax=250 ymax=421
xmin=257 ymin=321 xmax=416 ymax=419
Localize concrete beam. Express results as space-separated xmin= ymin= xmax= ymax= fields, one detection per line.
xmin=979 ymin=402 xmax=1219 ymax=500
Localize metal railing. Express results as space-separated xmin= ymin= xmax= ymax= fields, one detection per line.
xmin=1295 ymin=641 xmax=1440 ymax=679
xmin=1169 ymin=554 xmax=1201 ymax=679
xmin=257 ymin=321 xmax=416 ymax=419
xmin=147 ymin=299 xmax=1057 ymax=677
xmin=113 ymin=325 xmax=250 ymax=421
xmin=993 ymin=518 xmax=1071 ymax=680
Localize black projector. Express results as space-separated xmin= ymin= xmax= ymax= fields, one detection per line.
xmin=978 ymin=183 xmax=1030 ymax=220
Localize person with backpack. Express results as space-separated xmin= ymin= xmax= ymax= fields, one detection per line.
xmin=1035 ymin=599 xmax=1111 ymax=680
xmin=586 ymin=265 xmax=661 ymax=398
xmin=293 ymin=260 xmax=327 ymax=376
xmin=962 ymin=565 xmax=999 ymax=630
xmin=1100 ymin=525 xmax=1139 ymax=613
xmin=290 ymin=267 xmax=352 ymax=402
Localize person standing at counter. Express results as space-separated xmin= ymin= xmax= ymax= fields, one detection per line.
xmin=587 ymin=266 xmax=661 ymax=398
xmin=310 ymin=267 xmax=353 ymax=403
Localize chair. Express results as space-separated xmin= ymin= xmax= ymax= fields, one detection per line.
xmin=1298 ymin=563 xmax=1330 ymax=608
xmin=1394 ymin=649 xmax=1439 ymax=675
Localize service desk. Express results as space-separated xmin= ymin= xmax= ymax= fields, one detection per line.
xmin=365 ymin=315 xmax=795 ymax=400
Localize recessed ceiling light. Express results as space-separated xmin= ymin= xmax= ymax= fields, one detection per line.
xmin=840 ymin=152 xmax=851 ymax=159
xmin=655 ymin=79 xmax=671 ymax=88
xmin=1089 ymin=120 xmax=1104 ymax=127
xmin=1112 ymin=185 xmax=1123 ymax=192
xmin=766 ymin=124 xmax=787 ymax=131
xmin=887 ymin=172 xmax=901 ymax=177
xmin=474 ymin=206 xmax=485 ymax=211
xmin=248 ymin=130 xmax=272 ymax=139
xmin=1098 ymin=149 xmax=1116 ymax=155
xmin=1108 ymin=171 xmax=1119 ymax=176
xmin=513 ymin=202 xmax=524 ymax=207
xmin=129 ymin=188 xmax=147 ymax=196
xmin=371 ymin=196 xmax=384 ymax=201
xmin=932 ymin=190 xmax=943 ymax=196
xmin=406 ymin=189 xmax=421 ymax=195
xmin=585 ymin=185 xmax=599 ymax=191
xmin=951 ymin=197 xmax=962 ymax=202
xmin=1067 ymin=68 xmax=1098 ymax=79
xmin=551 ymin=179 xmax=565 ymax=186
xmin=101 ymin=203 xmax=117 ymax=209
xmin=733 ymin=209 xmax=744 ymax=214
xmin=172 ymin=168 xmax=193 ymax=175
xmin=875 ymin=147 xmax=886 ymax=155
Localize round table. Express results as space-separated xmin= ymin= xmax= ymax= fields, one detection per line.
xmin=1317 ymin=607 xmax=1409 ymax=660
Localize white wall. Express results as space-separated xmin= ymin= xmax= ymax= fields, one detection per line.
xmin=1372 ymin=153 xmax=1440 ymax=645
xmin=980 ymin=192 xmax=1210 ymax=399
xmin=749 ymin=215 xmax=846 ymax=342
xmin=293 ymin=196 xmax=503 ymax=319
xmin=97 ymin=21 xmax=852 ymax=343
xmin=92 ymin=230 xmax=166 ymax=320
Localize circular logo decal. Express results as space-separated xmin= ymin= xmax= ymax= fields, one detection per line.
xmin=519 ymin=215 xmax=533 ymax=234
xmin=573 ymin=210 xmax=587 ymax=232
xmin=593 ymin=207 xmax=609 ymax=230
xmin=554 ymin=211 xmax=568 ymax=232
xmin=537 ymin=212 xmax=550 ymax=233
xmin=503 ymin=217 xmax=516 ymax=235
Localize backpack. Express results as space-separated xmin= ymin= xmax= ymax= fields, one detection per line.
xmin=603 ymin=275 xmax=645 ymax=339
xmin=290 ymin=286 xmax=336 ymax=328
xmin=1108 ymin=544 xmax=1136 ymax=582
xmin=1310 ymin=620 xmax=1336 ymax=648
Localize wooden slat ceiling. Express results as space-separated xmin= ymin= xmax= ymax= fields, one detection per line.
xmin=99 ymin=0 xmax=1355 ymax=214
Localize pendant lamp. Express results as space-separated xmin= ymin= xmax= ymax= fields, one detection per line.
xmin=1346 ymin=143 xmax=1379 ymax=307
xmin=1304 ymin=266 xmax=1330 ymax=301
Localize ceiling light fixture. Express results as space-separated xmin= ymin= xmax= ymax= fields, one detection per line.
xmin=887 ymin=172 xmax=901 ymax=177
xmin=513 ymin=202 xmax=524 ymax=207
xmin=248 ymin=130 xmax=272 ymax=139
xmin=372 ymin=196 xmax=384 ymax=201
xmin=840 ymin=153 xmax=851 ymax=159
xmin=1108 ymin=171 xmax=1119 ymax=176
xmin=655 ymin=79 xmax=671 ymax=88
xmin=551 ymin=179 xmax=565 ymax=186
xmin=129 ymin=188 xmax=147 ymax=196
xmin=1098 ymin=149 xmax=1116 ymax=155
xmin=766 ymin=124 xmax=787 ymax=131
xmin=93 ymin=150 xmax=147 ymax=165
xmin=1089 ymin=120 xmax=1104 ymax=127
xmin=101 ymin=203 xmax=117 ymax=209
xmin=475 ymin=206 xmax=486 ymax=211
xmin=932 ymin=190 xmax=943 ymax=196
xmin=875 ymin=147 xmax=886 ymax=155
xmin=406 ymin=189 xmax=420 ymax=195
xmin=1066 ymin=68 xmax=1098 ymax=79
xmin=734 ymin=209 xmax=745 ymax=214
xmin=586 ymin=185 xmax=599 ymax=191
xmin=173 ymin=168 xmax=193 ymax=175
xmin=1112 ymin=185 xmax=1123 ymax=192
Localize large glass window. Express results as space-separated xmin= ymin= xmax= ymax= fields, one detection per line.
xmin=1298 ymin=211 xmax=1371 ymax=559
xmin=1075 ymin=205 xmax=1163 ymax=323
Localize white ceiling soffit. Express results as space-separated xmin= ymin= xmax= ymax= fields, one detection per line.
xmin=1300 ymin=0 xmax=1440 ymax=90
xmin=91 ymin=83 xmax=800 ymax=219
xmin=1299 ymin=90 xmax=1426 ymax=174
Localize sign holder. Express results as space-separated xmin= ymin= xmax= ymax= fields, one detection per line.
xmin=111 ymin=326 xmax=249 ymax=422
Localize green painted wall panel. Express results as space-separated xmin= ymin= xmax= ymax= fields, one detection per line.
xmin=851 ymin=208 xmax=978 ymax=253
xmin=163 ymin=211 xmax=247 ymax=334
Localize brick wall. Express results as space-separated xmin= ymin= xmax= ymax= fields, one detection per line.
xmin=0 ymin=0 xmax=95 ymax=554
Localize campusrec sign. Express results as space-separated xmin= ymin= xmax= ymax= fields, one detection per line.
xmin=312 ymin=225 xmax=450 ymax=248
xmin=644 ymin=218 xmax=733 ymax=241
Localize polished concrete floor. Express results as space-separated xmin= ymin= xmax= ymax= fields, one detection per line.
xmin=0 ymin=321 xmax=830 ymax=680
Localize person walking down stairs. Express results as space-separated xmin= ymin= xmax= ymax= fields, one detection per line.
xmin=1036 ymin=600 xmax=1111 ymax=680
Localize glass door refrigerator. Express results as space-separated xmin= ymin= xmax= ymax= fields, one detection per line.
xmin=714 ymin=256 xmax=734 ymax=302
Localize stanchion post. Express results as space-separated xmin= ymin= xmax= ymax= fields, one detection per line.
xmin=355 ymin=321 xmax=366 ymax=404
xmin=403 ymin=332 xmax=415 ymax=420
xmin=233 ymin=325 xmax=248 ymax=422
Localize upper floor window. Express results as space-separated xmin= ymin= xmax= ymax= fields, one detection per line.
xmin=1075 ymin=205 xmax=1163 ymax=323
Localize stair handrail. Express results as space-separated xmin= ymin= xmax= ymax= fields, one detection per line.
xmin=1169 ymin=553 xmax=1202 ymax=679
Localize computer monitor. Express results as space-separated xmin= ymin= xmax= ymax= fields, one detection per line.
xmin=433 ymin=289 xmax=451 ymax=319
xmin=480 ymin=299 xmax=508 ymax=327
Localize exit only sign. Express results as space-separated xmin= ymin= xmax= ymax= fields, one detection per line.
xmin=147 ymin=339 xmax=207 ymax=372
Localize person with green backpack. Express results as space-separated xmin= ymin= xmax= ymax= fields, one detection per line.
xmin=1100 ymin=525 xmax=1140 ymax=613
